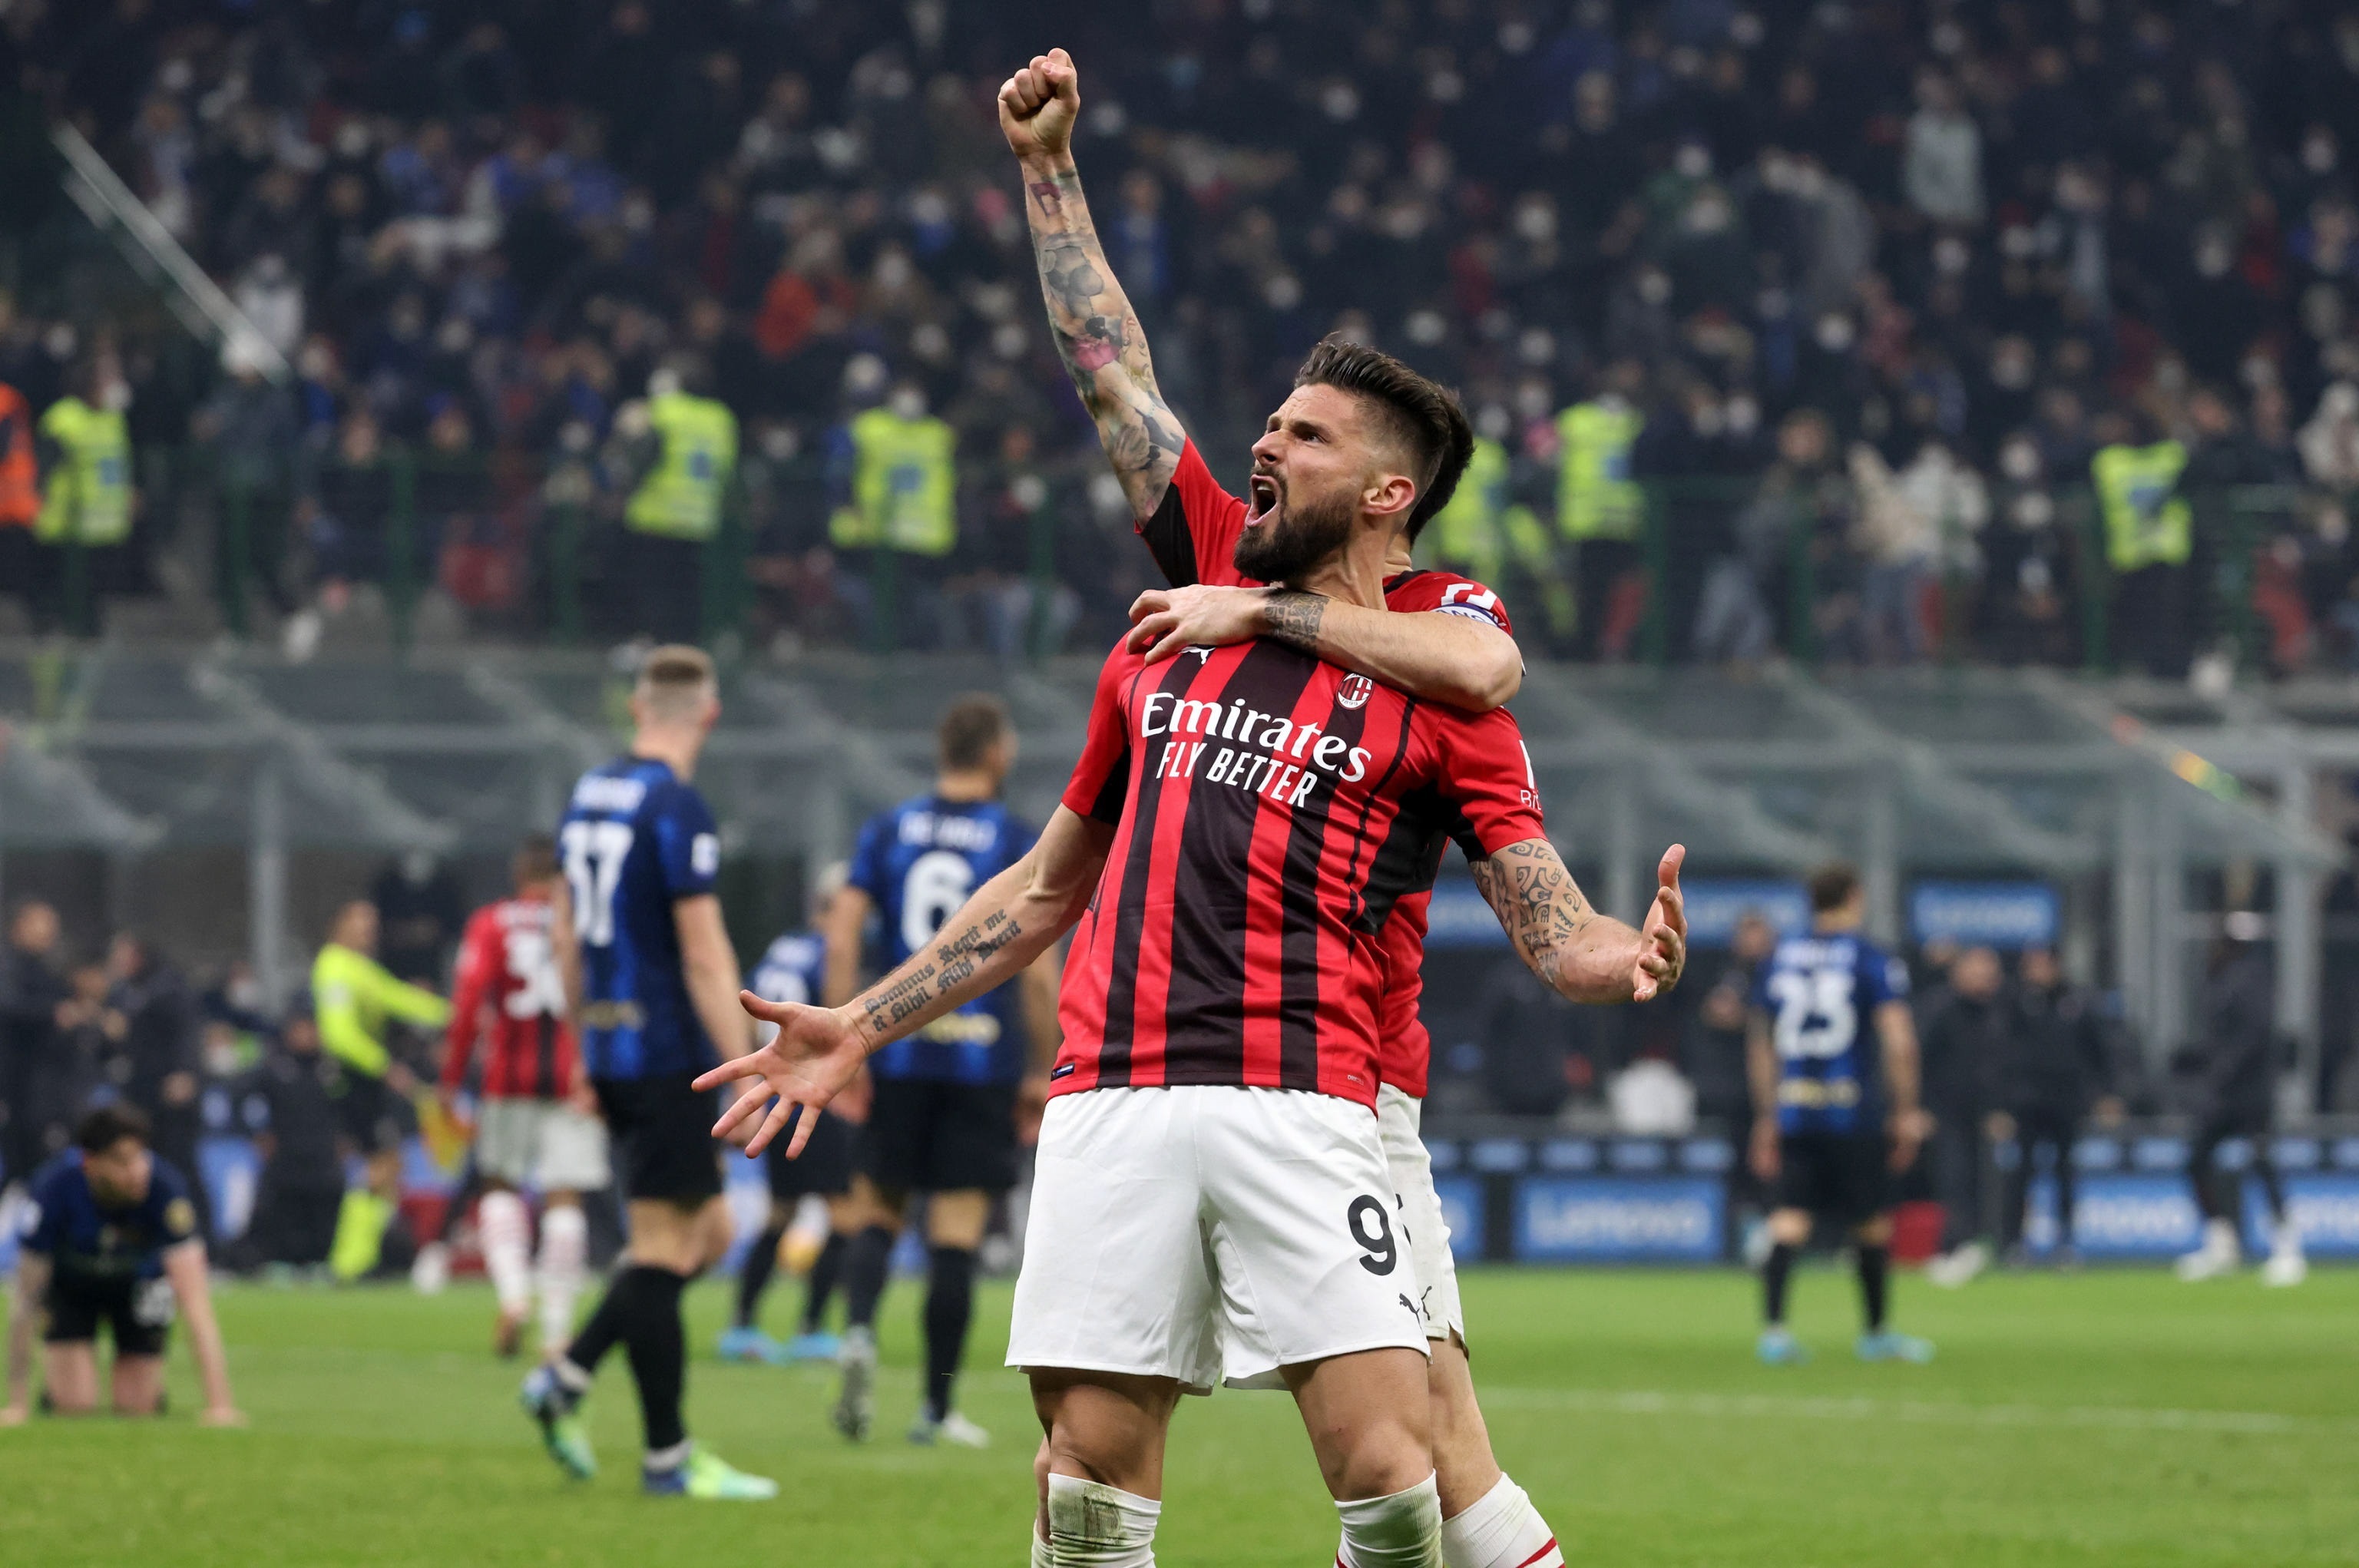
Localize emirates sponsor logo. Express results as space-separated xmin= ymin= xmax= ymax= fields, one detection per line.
xmin=1337 ymin=674 xmax=1374 ymax=710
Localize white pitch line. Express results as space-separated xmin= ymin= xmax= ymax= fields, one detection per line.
xmin=1478 ymin=1386 xmax=2359 ymax=1437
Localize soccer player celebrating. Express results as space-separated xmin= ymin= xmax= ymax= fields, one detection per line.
xmin=1001 ymin=48 xmax=1566 ymax=1568
xmin=439 ymin=833 xmax=608 ymax=1359
xmin=720 ymin=862 xmax=866 ymax=1367
xmin=1745 ymin=863 xmax=1934 ymax=1365
xmin=518 ymin=645 xmax=775 ymax=1500
xmin=703 ymin=335 xmax=1685 ymax=1566
xmin=819 ymin=694 xmax=1060 ymax=1448
xmin=3 ymin=1105 xmax=239 ymax=1425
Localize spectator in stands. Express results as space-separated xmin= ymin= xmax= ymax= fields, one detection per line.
xmin=2090 ymin=410 xmax=2195 ymax=678
xmin=1919 ymin=946 xmax=2009 ymax=1286
xmin=191 ymin=344 xmax=300 ymax=634
xmin=614 ymin=356 xmax=736 ymax=644
xmin=32 ymin=356 xmax=135 ymax=637
xmin=1680 ymin=911 xmax=1776 ymax=1131
xmin=828 ymin=379 xmax=958 ymax=650
xmin=369 ymin=853 xmax=465 ymax=989
xmin=0 ymin=367 xmax=40 ymax=607
xmin=1990 ymin=946 xmax=2121 ymax=1269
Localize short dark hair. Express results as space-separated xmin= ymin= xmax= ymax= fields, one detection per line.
xmin=77 ymin=1103 xmax=152 ymax=1153
xmin=1808 ymin=862 xmax=1863 ymax=913
xmin=938 ymin=693 xmax=1011 ymax=772
xmin=514 ymin=832 xmax=558 ymax=886
xmin=1293 ymin=336 xmax=1474 ymax=546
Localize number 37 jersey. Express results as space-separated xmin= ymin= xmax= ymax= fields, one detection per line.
xmin=1750 ymin=931 xmax=1910 ymax=1135
xmin=558 ymin=756 xmax=723 ymax=1081
xmin=849 ymin=795 xmax=1037 ymax=1084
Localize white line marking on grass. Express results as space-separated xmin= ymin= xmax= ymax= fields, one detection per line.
xmin=1479 ymin=1387 xmax=2359 ymax=1437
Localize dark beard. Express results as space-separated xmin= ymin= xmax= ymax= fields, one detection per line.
xmin=1232 ymin=485 xmax=1356 ymax=584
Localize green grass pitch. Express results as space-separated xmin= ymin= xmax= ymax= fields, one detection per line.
xmin=3 ymin=1265 xmax=2354 ymax=1565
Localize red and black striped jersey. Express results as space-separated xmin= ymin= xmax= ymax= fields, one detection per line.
xmin=442 ymin=895 xmax=578 ymax=1100
xmin=1136 ymin=438 xmax=1519 ymax=1097
xmin=1050 ymin=635 xmax=1544 ymax=1110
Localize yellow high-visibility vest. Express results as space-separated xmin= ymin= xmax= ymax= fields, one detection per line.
xmin=624 ymin=392 xmax=738 ymax=541
xmin=830 ymin=408 xmax=957 ymax=556
xmin=2090 ymin=441 xmax=2191 ymax=571
xmin=35 ymin=396 xmax=132 ymax=546
xmin=1553 ymin=400 xmax=1644 ymax=541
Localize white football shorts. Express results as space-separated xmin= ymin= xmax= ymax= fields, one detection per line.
xmin=475 ymin=1097 xmax=611 ymax=1192
xmin=1377 ymin=1084 xmax=1464 ymax=1344
xmin=1007 ymin=1083 xmax=1430 ymax=1394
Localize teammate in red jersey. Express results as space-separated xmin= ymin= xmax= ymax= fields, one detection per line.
xmin=1001 ymin=47 xmax=1573 ymax=1568
xmin=702 ymin=324 xmax=1686 ymax=1567
xmin=439 ymin=835 xmax=609 ymax=1358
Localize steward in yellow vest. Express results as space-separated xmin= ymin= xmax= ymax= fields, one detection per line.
xmin=829 ymin=395 xmax=957 ymax=557
xmin=1553 ymin=396 xmax=1645 ymax=543
xmin=36 ymin=392 xmax=133 ymax=546
xmin=1419 ymin=434 xmax=1573 ymax=635
xmin=2089 ymin=439 xmax=2191 ymax=572
xmin=625 ymin=386 xmax=739 ymax=541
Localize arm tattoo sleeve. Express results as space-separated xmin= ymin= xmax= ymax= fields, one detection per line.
xmin=1470 ymin=840 xmax=1595 ymax=974
xmin=1024 ymin=159 xmax=1183 ymax=510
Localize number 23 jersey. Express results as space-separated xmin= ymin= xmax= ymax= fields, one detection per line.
xmin=558 ymin=756 xmax=722 ymax=1080
xmin=1751 ymin=931 xmax=1910 ymax=1135
xmin=848 ymin=795 xmax=1037 ymax=1084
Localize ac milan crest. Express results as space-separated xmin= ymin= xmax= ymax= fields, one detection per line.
xmin=1336 ymin=673 xmax=1374 ymax=710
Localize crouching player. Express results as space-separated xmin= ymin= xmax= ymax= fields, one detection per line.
xmin=3 ymin=1105 xmax=240 ymax=1424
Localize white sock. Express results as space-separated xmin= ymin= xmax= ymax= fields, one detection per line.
xmin=478 ymin=1189 xmax=533 ymax=1314
xmin=1337 ymin=1473 xmax=1443 ymax=1568
xmin=536 ymin=1204 xmax=589 ymax=1351
xmin=1045 ymin=1472 xmax=1160 ymax=1566
xmin=1441 ymin=1474 xmax=1562 ymax=1568
xmin=1031 ymin=1522 xmax=1054 ymax=1568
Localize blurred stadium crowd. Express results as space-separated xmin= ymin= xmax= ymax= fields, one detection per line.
xmin=6 ymin=0 xmax=2359 ymax=670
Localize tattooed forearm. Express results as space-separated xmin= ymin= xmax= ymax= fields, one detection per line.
xmin=1471 ymin=839 xmax=1659 ymax=1004
xmin=857 ymin=909 xmax=1025 ymax=1044
xmin=1020 ymin=151 xmax=1182 ymax=514
xmin=1262 ymin=590 xmax=1330 ymax=653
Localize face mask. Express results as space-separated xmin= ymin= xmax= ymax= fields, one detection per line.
xmin=888 ymin=387 xmax=926 ymax=420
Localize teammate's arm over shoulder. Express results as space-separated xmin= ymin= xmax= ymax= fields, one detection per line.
xmin=1468 ymin=838 xmax=1687 ymax=1004
xmin=1000 ymin=48 xmax=1185 ymax=519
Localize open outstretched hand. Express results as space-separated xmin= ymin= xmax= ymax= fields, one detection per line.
xmin=1632 ymin=845 xmax=1688 ymax=1002
xmin=692 ymin=993 xmax=869 ymax=1158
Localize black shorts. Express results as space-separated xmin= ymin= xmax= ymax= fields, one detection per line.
xmin=859 ymin=1076 xmax=1018 ymax=1196
xmin=338 ymin=1073 xmax=415 ymax=1156
xmin=43 ymin=1270 xmax=173 ymax=1358
xmin=593 ymin=1073 xmax=723 ymax=1204
xmin=764 ymin=1103 xmax=855 ymax=1201
xmin=1775 ymin=1132 xmax=1892 ymax=1226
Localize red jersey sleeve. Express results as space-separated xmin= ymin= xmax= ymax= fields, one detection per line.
xmin=1423 ymin=705 xmax=1547 ymax=859
xmin=1136 ymin=439 xmax=1251 ymax=588
xmin=1381 ymin=567 xmax=1515 ymax=637
xmin=441 ymin=908 xmax=496 ymax=1093
xmin=1059 ymin=643 xmax=1142 ymax=825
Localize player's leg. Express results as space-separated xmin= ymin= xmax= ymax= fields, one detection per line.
xmin=722 ymin=1194 xmax=791 ymax=1360
xmin=1851 ymin=1132 xmax=1931 ymax=1361
xmin=1008 ymin=1087 xmax=1216 ymax=1564
xmin=330 ymin=1080 xmax=402 ymax=1282
xmin=796 ymin=1194 xmax=861 ymax=1347
xmin=40 ymin=1341 xmax=100 ymax=1414
xmin=912 ymin=1186 xmax=989 ymax=1445
xmin=2253 ymin=1123 xmax=2307 ymax=1285
xmin=1757 ymin=1131 xmax=1816 ymax=1363
xmin=1375 ymin=1085 xmax=1563 ymax=1568
xmin=833 ymin=1173 xmax=904 ymax=1441
xmin=110 ymin=1355 xmax=166 ymax=1416
xmin=2177 ymin=1110 xmax=2242 ymax=1279
xmin=1030 ymin=1368 xmax=1180 ymax=1566
xmin=531 ymin=1102 xmax=606 ymax=1355
xmin=1287 ymin=1348 xmax=1444 ymax=1567
xmin=475 ymin=1101 xmax=539 ymax=1355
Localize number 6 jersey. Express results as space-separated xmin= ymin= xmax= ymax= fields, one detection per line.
xmin=557 ymin=756 xmax=723 ymax=1080
xmin=847 ymin=794 xmax=1037 ymax=1084
xmin=1751 ymin=930 xmax=1911 ymax=1136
